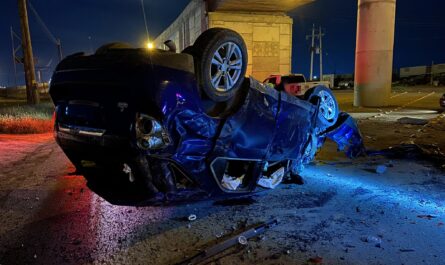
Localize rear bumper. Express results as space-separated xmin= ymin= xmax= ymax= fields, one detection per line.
xmin=55 ymin=127 xmax=136 ymax=162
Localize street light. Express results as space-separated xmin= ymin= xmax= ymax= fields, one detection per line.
xmin=146 ymin=41 xmax=154 ymax=49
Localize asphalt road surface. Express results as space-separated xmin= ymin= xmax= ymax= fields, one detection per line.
xmin=1 ymin=89 xmax=445 ymax=265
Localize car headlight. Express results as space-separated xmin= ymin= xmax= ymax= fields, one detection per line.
xmin=135 ymin=114 xmax=171 ymax=150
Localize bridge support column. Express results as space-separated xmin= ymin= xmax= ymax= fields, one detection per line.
xmin=354 ymin=0 xmax=396 ymax=107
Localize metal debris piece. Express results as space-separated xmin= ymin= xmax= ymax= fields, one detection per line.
xmin=399 ymin=248 xmax=415 ymax=252
xmin=397 ymin=117 xmax=428 ymax=126
xmin=176 ymin=219 xmax=278 ymax=265
xmin=123 ymin=163 xmax=135 ymax=183
xmin=188 ymin=214 xmax=197 ymax=221
xmin=417 ymin=214 xmax=436 ymax=220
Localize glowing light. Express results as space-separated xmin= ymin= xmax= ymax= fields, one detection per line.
xmin=146 ymin=42 xmax=154 ymax=49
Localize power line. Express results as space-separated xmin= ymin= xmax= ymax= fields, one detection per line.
xmin=141 ymin=0 xmax=150 ymax=40
xmin=27 ymin=0 xmax=63 ymax=61
xmin=27 ymin=0 xmax=58 ymax=45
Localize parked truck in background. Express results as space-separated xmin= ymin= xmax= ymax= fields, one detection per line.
xmin=263 ymin=74 xmax=331 ymax=97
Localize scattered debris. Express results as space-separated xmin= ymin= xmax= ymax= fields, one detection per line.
xmin=360 ymin=235 xmax=382 ymax=247
xmin=375 ymin=165 xmax=387 ymax=174
xmin=188 ymin=214 xmax=197 ymax=221
xmin=376 ymin=144 xmax=445 ymax=171
xmin=397 ymin=117 xmax=429 ymax=126
xmin=176 ymin=219 xmax=278 ymax=265
xmin=308 ymin=256 xmax=323 ymax=264
xmin=399 ymin=248 xmax=415 ymax=252
xmin=258 ymin=167 xmax=285 ymax=189
xmin=221 ymin=174 xmax=244 ymax=191
xmin=238 ymin=236 xmax=248 ymax=245
xmin=417 ymin=214 xmax=437 ymax=220
xmin=123 ymin=163 xmax=135 ymax=183
xmin=365 ymin=135 xmax=376 ymax=141
xmin=215 ymin=232 xmax=224 ymax=238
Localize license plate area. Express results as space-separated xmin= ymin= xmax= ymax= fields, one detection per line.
xmin=60 ymin=100 xmax=104 ymax=128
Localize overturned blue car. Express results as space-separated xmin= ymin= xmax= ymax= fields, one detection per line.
xmin=49 ymin=28 xmax=364 ymax=205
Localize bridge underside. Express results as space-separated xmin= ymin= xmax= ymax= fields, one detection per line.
xmin=155 ymin=0 xmax=311 ymax=81
xmin=207 ymin=0 xmax=314 ymax=12
xmin=156 ymin=0 xmax=397 ymax=107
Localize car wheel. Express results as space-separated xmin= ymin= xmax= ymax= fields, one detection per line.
xmin=305 ymin=86 xmax=339 ymax=128
xmin=192 ymin=28 xmax=248 ymax=103
xmin=301 ymin=134 xmax=318 ymax=164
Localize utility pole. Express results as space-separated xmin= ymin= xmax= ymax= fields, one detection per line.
xmin=319 ymin=26 xmax=323 ymax=81
xmin=309 ymin=24 xmax=315 ymax=80
xmin=17 ymin=0 xmax=39 ymax=104
xmin=306 ymin=25 xmax=325 ymax=81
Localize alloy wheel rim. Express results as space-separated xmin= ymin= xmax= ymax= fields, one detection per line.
xmin=318 ymin=90 xmax=336 ymax=120
xmin=209 ymin=42 xmax=243 ymax=93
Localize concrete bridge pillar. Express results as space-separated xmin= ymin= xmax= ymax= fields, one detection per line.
xmin=354 ymin=0 xmax=397 ymax=107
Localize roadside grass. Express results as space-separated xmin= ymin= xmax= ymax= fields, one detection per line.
xmin=0 ymin=102 xmax=54 ymax=134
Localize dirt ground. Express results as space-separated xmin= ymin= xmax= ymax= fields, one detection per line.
xmin=0 ymin=89 xmax=445 ymax=265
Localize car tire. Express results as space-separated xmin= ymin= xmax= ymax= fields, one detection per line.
xmin=192 ymin=28 xmax=248 ymax=103
xmin=305 ymin=86 xmax=339 ymax=129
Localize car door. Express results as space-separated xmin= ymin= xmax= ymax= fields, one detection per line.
xmin=212 ymin=79 xmax=279 ymax=159
xmin=267 ymin=91 xmax=316 ymax=161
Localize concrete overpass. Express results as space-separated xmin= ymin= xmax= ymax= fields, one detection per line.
xmin=155 ymin=0 xmax=397 ymax=107
xmin=155 ymin=0 xmax=313 ymax=81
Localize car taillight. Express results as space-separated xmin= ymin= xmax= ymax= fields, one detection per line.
xmin=295 ymin=84 xmax=302 ymax=93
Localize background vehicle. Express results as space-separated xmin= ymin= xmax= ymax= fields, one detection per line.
xmin=440 ymin=94 xmax=445 ymax=108
xmin=263 ymin=74 xmax=332 ymax=96
xmin=49 ymin=28 xmax=363 ymax=205
xmin=338 ymin=80 xmax=354 ymax=89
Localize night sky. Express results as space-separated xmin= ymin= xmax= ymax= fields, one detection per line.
xmin=0 ymin=0 xmax=444 ymax=86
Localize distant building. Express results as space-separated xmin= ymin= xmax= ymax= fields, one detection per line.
xmin=399 ymin=64 xmax=445 ymax=78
